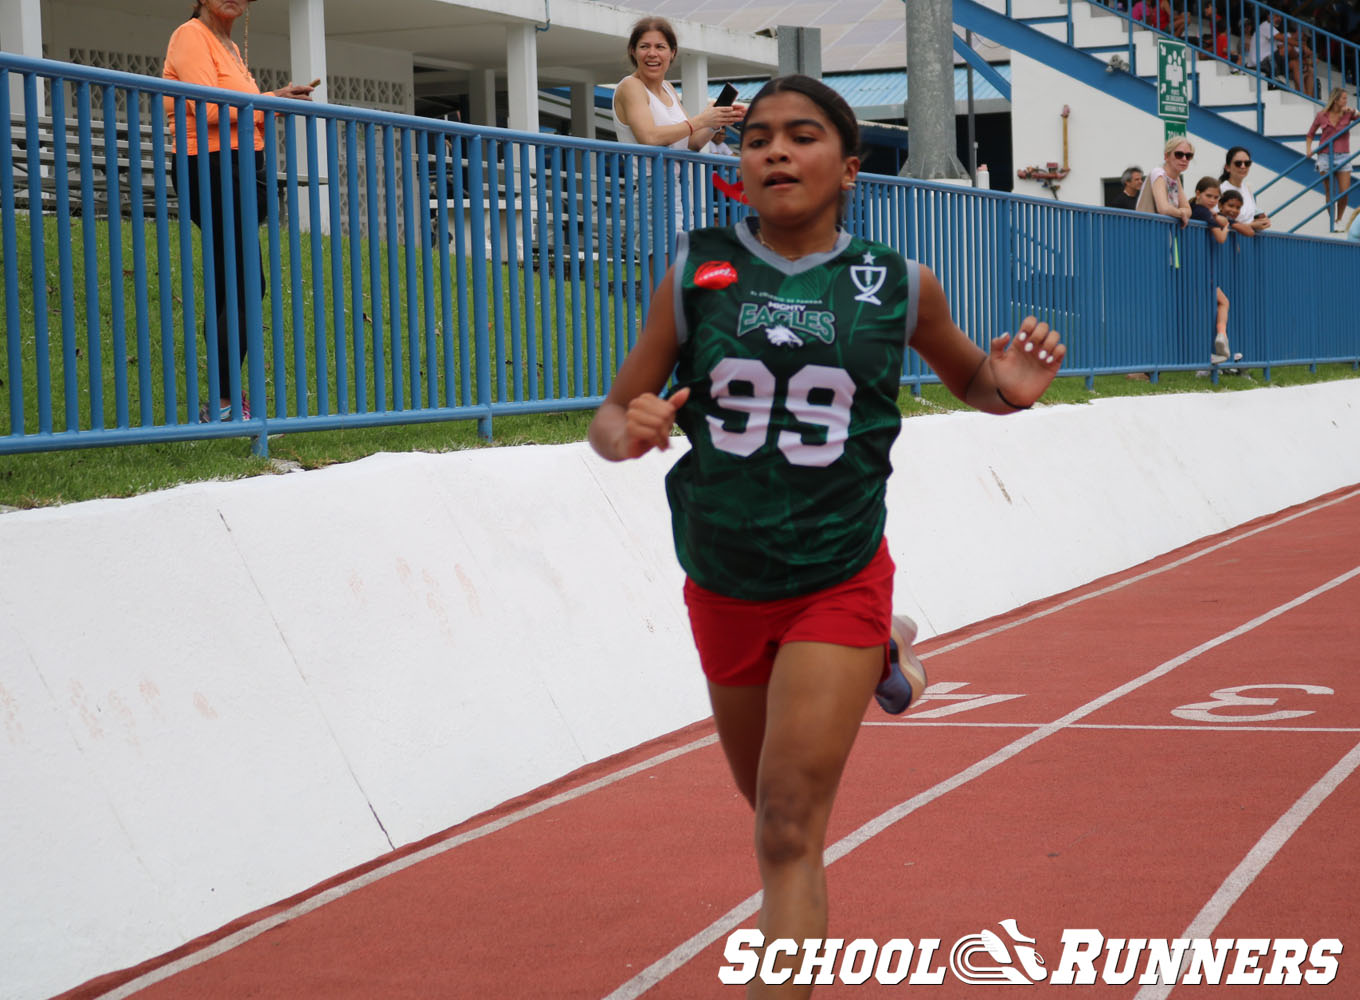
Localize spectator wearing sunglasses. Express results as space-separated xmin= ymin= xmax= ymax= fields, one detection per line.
xmin=1218 ymin=146 xmax=1272 ymax=233
xmin=1136 ymin=136 xmax=1195 ymax=226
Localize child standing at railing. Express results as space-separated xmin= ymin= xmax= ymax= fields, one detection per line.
xmin=1191 ymin=177 xmax=1242 ymax=367
xmin=589 ymin=74 xmax=1064 ymax=994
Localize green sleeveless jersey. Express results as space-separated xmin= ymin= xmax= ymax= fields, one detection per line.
xmin=665 ymin=221 xmax=921 ymax=600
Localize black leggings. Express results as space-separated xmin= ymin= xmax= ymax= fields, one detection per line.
xmin=172 ymin=149 xmax=268 ymax=400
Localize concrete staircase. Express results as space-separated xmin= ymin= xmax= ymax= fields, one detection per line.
xmin=961 ymin=0 xmax=1351 ymax=234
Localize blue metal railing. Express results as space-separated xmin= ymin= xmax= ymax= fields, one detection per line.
xmin=1 ymin=52 xmax=748 ymax=455
xmin=3 ymin=52 xmax=1358 ymax=458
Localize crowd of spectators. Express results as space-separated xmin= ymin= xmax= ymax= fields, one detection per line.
xmin=1104 ymin=1 xmax=1358 ymax=234
xmin=1108 ymin=138 xmax=1269 ymax=370
xmin=1112 ymin=0 xmax=1359 ymax=95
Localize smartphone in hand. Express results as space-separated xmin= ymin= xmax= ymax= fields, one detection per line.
xmin=715 ymin=83 xmax=739 ymax=107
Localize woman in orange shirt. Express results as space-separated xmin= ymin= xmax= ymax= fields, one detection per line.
xmin=163 ymin=0 xmax=313 ymax=421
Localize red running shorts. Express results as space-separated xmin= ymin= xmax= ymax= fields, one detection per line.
xmin=683 ymin=537 xmax=895 ymax=687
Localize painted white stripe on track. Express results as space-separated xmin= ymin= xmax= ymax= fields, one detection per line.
xmin=95 ymin=489 xmax=1360 ymax=997
xmin=1131 ymin=737 xmax=1360 ymax=1000
xmin=95 ymin=734 xmax=719 ymax=999
xmin=601 ymin=564 xmax=1360 ymax=1000
xmin=865 ymin=722 xmax=1360 ymax=733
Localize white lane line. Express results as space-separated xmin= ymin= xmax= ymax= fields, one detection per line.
xmin=96 ymin=734 xmax=719 ymax=999
xmin=1131 ymin=737 xmax=1360 ymax=1000
xmin=98 ymin=490 xmax=1360 ymax=996
xmin=601 ymin=565 xmax=1360 ymax=1000
xmin=920 ymin=487 xmax=1360 ymax=661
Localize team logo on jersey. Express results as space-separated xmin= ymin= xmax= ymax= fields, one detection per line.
xmin=765 ymin=325 xmax=802 ymax=347
xmin=851 ymin=250 xmax=888 ymax=305
xmin=694 ymin=260 xmax=739 ymax=290
xmin=736 ymin=301 xmax=836 ymax=345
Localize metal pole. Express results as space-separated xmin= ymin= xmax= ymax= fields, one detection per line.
xmin=902 ymin=0 xmax=966 ymax=179
xmin=966 ymin=28 xmax=977 ymax=185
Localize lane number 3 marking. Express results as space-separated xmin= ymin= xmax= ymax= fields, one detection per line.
xmin=1171 ymin=684 xmax=1335 ymax=723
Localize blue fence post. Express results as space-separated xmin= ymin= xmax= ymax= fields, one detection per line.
xmin=504 ymin=139 xmax=523 ymax=402
xmin=173 ymin=97 xmax=196 ymax=426
xmin=150 ymin=88 xmax=176 ymax=426
xmin=399 ymin=125 xmax=419 ymax=411
xmin=382 ymin=123 xmax=402 ymax=413
xmin=468 ymin=135 xmax=492 ymax=439
xmin=415 ymin=129 xmax=436 ymax=410
xmin=350 ymin=121 xmax=370 ymax=415
xmin=1 ymin=69 xmax=21 ymax=438
xmin=326 ymin=116 xmax=348 ymax=413
xmin=364 ymin=122 xmax=385 ymax=413
xmin=25 ymin=72 xmax=51 ymax=435
xmin=52 ymin=77 xmax=79 ymax=434
xmin=212 ymin=101 xmax=243 ymax=423
xmin=307 ymin=113 xmax=329 ymax=421
xmin=126 ymin=94 xmax=153 ymax=431
xmin=236 ymin=101 xmax=267 ymax=457
xmin=262 ymin=110 xmax=284 ymax=421
xmin=518 ymin=142 xmax=539 ymax=402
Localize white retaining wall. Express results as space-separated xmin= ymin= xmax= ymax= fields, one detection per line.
xmin=3 ymin=380 xmax=1359 ymax=999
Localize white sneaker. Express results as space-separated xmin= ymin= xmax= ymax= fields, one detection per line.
xmin=875 ymin=615 xmax=928 ymax=715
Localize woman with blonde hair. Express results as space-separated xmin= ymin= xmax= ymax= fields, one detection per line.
xmin=1305 ymin=88 xmax=1360 ymax=231
xmin=1137 ymin=135 xmax=1195 ymax=226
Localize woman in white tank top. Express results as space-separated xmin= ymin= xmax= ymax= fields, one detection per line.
xmin=611 ymin=17 xmax=742 ymax=153
xmin=611 ymin=17 xmax=745 ymax=248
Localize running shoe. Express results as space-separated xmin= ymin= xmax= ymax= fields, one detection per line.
xmin=1211 ymin=335 xmax=1243 ymax=365
xmin=876 ymin=614 xmax=928 ymax=715
xmin=198 ymin=396 xmax=253 ymax=422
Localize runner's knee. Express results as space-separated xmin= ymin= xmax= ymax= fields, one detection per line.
xmin=754 ymin=777 xmax=828 ymax=867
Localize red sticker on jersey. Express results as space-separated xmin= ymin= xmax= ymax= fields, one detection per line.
xmin=694 ymin=260 xmax=738 ymax=290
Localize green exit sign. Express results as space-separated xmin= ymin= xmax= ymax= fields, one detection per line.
xmin=1158 ymin=38 xmax=1190 ymax=121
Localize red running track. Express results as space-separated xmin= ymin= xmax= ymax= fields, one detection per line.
xmin=65 ymin=486 xmax=1360 ymax=998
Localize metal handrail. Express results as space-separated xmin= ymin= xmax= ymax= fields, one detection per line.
xmin=1255 ymin=117 xmax=1360 ymax=230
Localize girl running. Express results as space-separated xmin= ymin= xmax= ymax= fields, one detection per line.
xmin=589 ymin=74 xmax=1064 ymax=996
